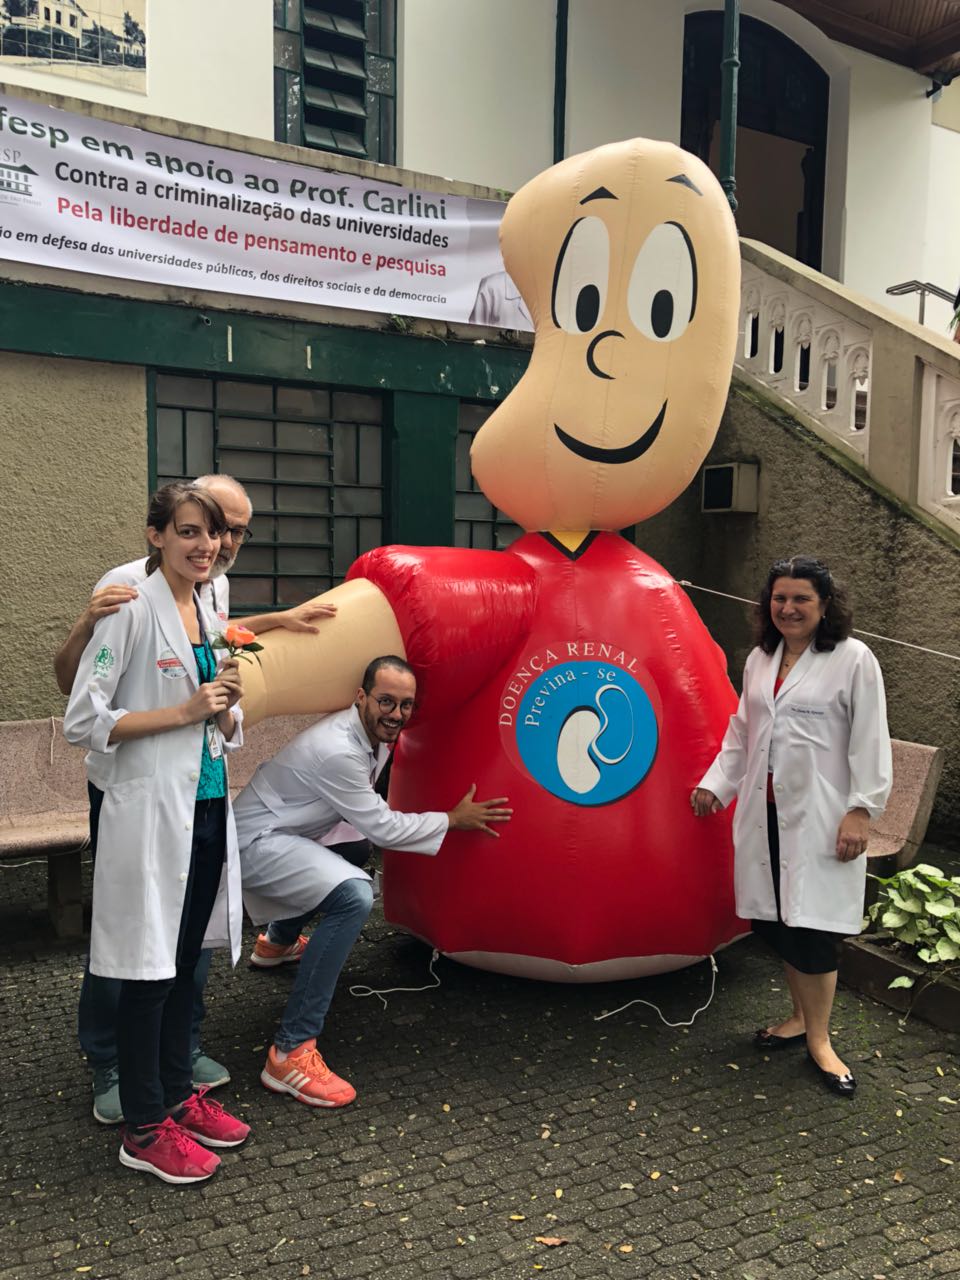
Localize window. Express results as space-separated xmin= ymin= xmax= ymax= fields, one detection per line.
xmin=454 ymin=403 xmax=521 ymax=550
xmin=44 ymin=6 xmax=50 ymax=19
xmin=69 ymin=13 xmax=77 ymax=27
xmin=274 ymin=0 xmax=396 ymax=163
xmin=153 ymin=373 xmax=385 ymax=612
xmin=55 ymin=9 xmax=62 ymax=24
xmin=952 ymin=438 xmax=960 ymax=497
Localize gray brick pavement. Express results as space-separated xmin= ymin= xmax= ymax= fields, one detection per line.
xmin=1 ymin=858 xmax=958 ymax=1280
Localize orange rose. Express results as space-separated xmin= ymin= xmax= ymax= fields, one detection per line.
xmin=225 ymin=624 xmax=257 ymax=647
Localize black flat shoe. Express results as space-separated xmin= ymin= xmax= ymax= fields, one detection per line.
xmin=754 ymin=1027 xmax=806 ymax=1050
xmin=807 ymin=1052 xmax=857 ymax=1097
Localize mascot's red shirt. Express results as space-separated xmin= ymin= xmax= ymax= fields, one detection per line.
xmin=349 ymin=532 xmax=743 ymax=973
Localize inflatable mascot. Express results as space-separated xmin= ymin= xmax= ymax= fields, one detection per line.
xmin=241 ymin=138 xmax=744 ymax=980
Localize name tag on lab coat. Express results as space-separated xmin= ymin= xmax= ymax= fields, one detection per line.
xmin=156 ymin=648 xmax=188 ymax=679
xmin=786 ymin=703 xmax=827 ymax=719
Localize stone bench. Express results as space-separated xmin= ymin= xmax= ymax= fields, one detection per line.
xmin=0 ymin=714 xmax=316 ymax=938
xmin=0 ymin=722 xmax=943 ymax=937
xmin=866 ymin=739 xmax=944 ymax=872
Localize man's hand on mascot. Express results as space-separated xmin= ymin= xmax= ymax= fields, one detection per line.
xmin=275 ymin=600 xmax=338 ymax=633
xmin=448 ymin=784 xmax=514 ymax=838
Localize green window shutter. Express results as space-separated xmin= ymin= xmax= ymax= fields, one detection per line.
xmin=274 ymin=0 xmax=396 ymax=163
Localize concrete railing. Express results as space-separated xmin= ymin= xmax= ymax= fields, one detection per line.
xmin=737 ymin=240 xmax=960 ymax=541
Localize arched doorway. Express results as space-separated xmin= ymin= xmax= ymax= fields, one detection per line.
xmin=681 ymin=12 xmax=829 ymax=270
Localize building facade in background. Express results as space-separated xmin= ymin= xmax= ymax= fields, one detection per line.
xmin=0 ymin=0 xmax=958 ymax=834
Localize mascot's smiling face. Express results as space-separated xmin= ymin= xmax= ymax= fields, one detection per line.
xmin=471 ymin=138 xmax=741 ymax=533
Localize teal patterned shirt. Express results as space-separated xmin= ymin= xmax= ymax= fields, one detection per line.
xmin=192 ymin=641 xmax=227 ymax=800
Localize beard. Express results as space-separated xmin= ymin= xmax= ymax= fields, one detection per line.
xmin=208 ymin=546 xmax=239 ymax=579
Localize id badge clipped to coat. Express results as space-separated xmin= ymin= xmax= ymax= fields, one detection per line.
xmin=205 ymin=718 xmax=223 ymax=760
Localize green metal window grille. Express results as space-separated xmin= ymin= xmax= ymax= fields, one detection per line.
xmin=274 ymin=0 xmax=396 ymax=163
xmin=455 ymin=402 xmax=521 ymax=551
xmin=153 ymin=373 xmax=384 ymax=613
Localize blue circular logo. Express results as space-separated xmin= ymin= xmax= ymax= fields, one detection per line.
xmin=514 ymin=661 xmax=658 ymax=806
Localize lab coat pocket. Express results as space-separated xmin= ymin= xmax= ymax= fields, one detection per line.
xmin=94 ymin=781 xmax=158 ymax=938
xmin=783 ymin=703 xmax=832 ymax=750
xmin=807 ymin=775 xmax=847 ymax=861
xmin=107 ymin=736 xmax=160 ymax=786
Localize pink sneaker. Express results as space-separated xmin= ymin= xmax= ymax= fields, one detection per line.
xmin=119 ymin=1116 xmax=220 ymax=1184
xmin=173 ymin=1087 xmax=251 ymax=1148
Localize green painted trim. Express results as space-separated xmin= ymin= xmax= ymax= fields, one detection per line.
xmin=0 ymin=281 xmax=529 ymax=402
xmin=719 ymin=0 xmax=740 ymax=213
xmin=145 ymin=367 xmax=157 ymax=493
xmin=553 ymin=0 xmax=568 ymax=164
xmin=388 ymin=391 xmax=460 ymax=545
xmin=732 ymin=378 xmax=960 ymax=553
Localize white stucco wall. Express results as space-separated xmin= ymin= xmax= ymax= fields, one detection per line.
xmin=922 ymin=124 xmax=960 ymax=337
xmin=842 ymin=46 xmax=934 ymax=325
xmin=0 ymin=0 xmax=274 ymax=141
xmin=565 ymin=0 xmax=682 ymax=155
xmin=397 ymin=0 xmax=554 ymax=192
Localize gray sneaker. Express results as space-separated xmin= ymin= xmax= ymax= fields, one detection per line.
xmin=92 ymin=1063 xmax=123 ymax=1125
xmin=191 ymin=1050 xmax=230 ymax=1090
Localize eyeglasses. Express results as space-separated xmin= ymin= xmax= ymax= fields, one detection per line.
xmin=223 ymin=525 xmax=253 ymax=544
xmin=371 ymin=695 xmax=416 ymax=715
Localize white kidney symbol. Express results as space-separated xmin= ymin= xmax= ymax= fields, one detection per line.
xmin=556 ymin=684 xmax=633 ymax=794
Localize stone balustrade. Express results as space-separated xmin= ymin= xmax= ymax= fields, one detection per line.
xmin=737 ymin=239 xmax=960 ymax=540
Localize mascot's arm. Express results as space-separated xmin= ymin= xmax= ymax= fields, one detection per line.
xmin=349 ymin=545 xmax=538 ymax=718
xmin=239 ymin=577 xmax=403 ymax=728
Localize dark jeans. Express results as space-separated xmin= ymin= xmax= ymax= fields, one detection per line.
xmin=78 ymin=782 xmax=212 ymax=1068
xmin=117 ymin=798 xmax=226 ymax=1129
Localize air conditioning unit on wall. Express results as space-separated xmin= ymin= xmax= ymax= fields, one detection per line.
xmin=701 ymin=462 xmax=759 ymax=513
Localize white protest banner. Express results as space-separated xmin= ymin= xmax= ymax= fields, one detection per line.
xmin=0 ymin=93 xmax=531 ymax=328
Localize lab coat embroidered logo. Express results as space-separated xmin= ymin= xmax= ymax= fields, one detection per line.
xmin=500 ymin=643 xmax=659 ymax=806
xmin=93 ymin=645 xmax=115 ymax=678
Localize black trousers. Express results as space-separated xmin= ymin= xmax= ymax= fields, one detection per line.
xmin=751 ymin=802 xmax=842 ymax=976
xmin=117 ymin=798 xmax=226 ymax=1128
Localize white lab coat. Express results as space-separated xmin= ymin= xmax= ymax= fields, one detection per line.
xmin=235 ymin=707 xmax=448 ymax=923
xmin=96 ymin=556 xmax=230 ymax=627
xmin=698 ymin=638 xmax=892 ymax=935
xmin=63 ymin=570 xmax=244 ymax=980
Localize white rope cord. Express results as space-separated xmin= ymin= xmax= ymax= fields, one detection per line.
xmin=594 ymin=954 xmax=718 ymax=1027
xmin=676 ymin=580 xmax=960 ymax=663
xmin=349 ymin=946 xmax=442 ymax=1009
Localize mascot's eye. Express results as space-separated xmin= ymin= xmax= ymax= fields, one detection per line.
xmin=551 ymin=216 xmax=610 ymax=334
xmin=627 ymin=221 xmax=697 ymax=342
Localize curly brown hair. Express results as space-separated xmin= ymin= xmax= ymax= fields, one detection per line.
xmin=754 ymin=555 xmax=853 ymax=654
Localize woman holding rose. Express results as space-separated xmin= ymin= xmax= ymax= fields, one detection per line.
xmin=64 ymin=482 xmax=250 ymax=1182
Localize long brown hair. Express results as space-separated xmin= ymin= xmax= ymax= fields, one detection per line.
xmin=144 ymin=482 xmax=227 ymax=576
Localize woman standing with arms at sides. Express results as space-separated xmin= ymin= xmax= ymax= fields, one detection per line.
xmin=691 ymin=557 xmax=892 ymax=1097
xmin=64 ymin=483 xmax=250 ymax=1182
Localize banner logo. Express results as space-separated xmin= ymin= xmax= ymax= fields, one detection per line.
xmin=499 ymin=642 xmax=659 ymax=806
xmin=0 ymin=159 xmax=35 ymax=200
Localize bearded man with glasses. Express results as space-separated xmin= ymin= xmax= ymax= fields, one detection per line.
xmin=234 ymin=655 xmax=512 ymax=1109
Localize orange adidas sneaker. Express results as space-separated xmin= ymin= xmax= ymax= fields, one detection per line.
xmin=249 ymin=933 xmax=308 ymax=968
xmin=260 ymin=1040 xmax=356 ymax=1108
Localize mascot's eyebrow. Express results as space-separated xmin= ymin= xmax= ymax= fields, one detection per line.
xmin=667 ymin=173 xmax=703 ymax=196
xmin=579 ymin=186 xmax=617 ymax=205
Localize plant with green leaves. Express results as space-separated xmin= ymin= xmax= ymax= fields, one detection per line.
xmin=864 ymin=862 xmax=960 ymax=991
